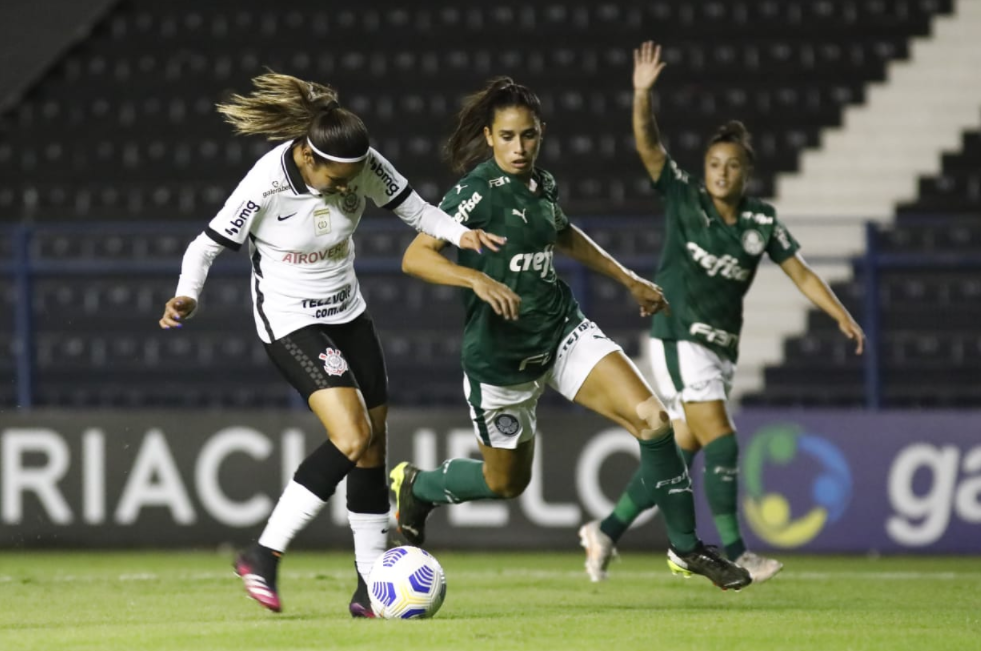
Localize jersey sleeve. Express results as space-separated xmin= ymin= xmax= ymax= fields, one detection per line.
xmin=438 ymin=177 xmax=492 ymax=229
xmin=542 ymin=172 xmax=569 ymax=232
xmin=390 ymin=191 xmax=469 ymax=246
xmin=554 ymin=203 xmax=571 ymax=231
xmin=766 ymin=216 xmax=801 ymax=263
xmin=205 ymin=168 xmax=268 ymax=251
xmin=538 ymin=169 xmax=570 ymax=232
xmin=361 ymin=148 xmax=412 ymax=210
xmin=652 ymin=156 xmax=697 ymax=204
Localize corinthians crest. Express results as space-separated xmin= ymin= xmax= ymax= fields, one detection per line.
xmin=341 ymin=190 xmax=361 ymax=213
xmin=318 ymin=347 xmax=349 ymax=376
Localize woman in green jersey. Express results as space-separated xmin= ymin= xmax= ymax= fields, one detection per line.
xmin=390 ymin=77 xmax=752 ymax=591
xmin=579 ymin=41 xmax=865 ymax=584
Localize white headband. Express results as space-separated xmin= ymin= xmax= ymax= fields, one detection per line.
xmin=307 ymin=138 xmax=369 ymax=163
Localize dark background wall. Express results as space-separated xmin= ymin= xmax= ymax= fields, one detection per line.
xmin=0 ymin=0 xmax=119 ymax=113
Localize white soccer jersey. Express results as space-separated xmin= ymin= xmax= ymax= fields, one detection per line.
xmin=176 ymin=140 xmax=469 ymax=343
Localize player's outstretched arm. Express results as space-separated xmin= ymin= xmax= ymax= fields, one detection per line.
xmin=402 ymin=233 xmax=521 ymax=321
xmin=389 ymin=190 xmax=505 ymax=253
xmin=633 ymin=40 xmax=668 ymax=182
xmin=780 ymin=253 xmax=865 ymax=354
xmin=159 ymin=231 xmax=225 ymax=328
xmin=556 ymin=226 xmax=669 ymax=318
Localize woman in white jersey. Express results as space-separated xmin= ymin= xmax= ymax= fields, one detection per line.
xmin=158 ymin=73 xmax=509 ymax=616
xmin=579 ymin=42 xmax=864 ymax=584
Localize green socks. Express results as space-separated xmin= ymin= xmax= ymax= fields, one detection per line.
xmin=599 ymin=471 xmax=652 ymax=541
xmin=677 ymin=446 xmax=695 ymax=471
xmin=600 ymin=443 xmax=697 ymax=543
xmin=411 ymin=459 xmax=501 ymax=504
xmin=600 ymin=433 xmax=746 ymax=559
xmin=703 ymin=434 xmax=746 ymax=560
xmin=635 ymin=433 xmax=699 ymax=552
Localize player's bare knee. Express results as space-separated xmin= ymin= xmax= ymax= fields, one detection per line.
xmin=634 ymin=395 xmax=671 ymax=441
xmin=329 ymin=418 xmax=373 ymax=461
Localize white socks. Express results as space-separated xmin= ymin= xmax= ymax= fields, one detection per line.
xmin=256 ymin=479 xmax=390 ymax=574
xmin=258 ymin=480 xmax=326 ymax=553
xmin=348 ymin=511 xmax=390 ymax=579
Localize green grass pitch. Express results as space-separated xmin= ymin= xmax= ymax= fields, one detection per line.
xmin=0 ymin=551 xmax=978 ymax=651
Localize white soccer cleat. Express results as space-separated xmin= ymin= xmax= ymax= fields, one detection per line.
xmin=578 ymin=520 xmax=617 ymax=582
xmin=735 ymin=551 xmax=784 ymax=583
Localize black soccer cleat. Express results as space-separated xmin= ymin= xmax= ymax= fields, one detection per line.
xmin=349 ymin=562 xmax=376 ymax=618
xmin=233 ymin=544 xmax=283 ymax=612
xmin=667 ymin=542 xmax=753 ymax=591
xmin=390 ymin=461 xmax=435 ymax=546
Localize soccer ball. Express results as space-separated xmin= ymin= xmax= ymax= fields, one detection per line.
xmin=367 ymin=546 xmax=447 ymax=619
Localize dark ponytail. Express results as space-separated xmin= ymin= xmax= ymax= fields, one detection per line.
xmin=217 ymin=72 xmax=369 ymax=161
xmin=445 ymin=77 xmax=543 ymax=174
xmin=706 ymin=120 xmax=756 ymax=166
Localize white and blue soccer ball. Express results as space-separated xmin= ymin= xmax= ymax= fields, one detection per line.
xmin=368 ymin=546 xmax=447 ymax=619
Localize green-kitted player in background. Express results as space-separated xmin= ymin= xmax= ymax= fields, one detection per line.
xmin=391 ymin=76 xmax=752 ymax=591
xmin=579 ymin=41 xmax=866 ymax=584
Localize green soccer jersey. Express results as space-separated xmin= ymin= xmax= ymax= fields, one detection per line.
xmin=438 ymin=159 xmax=584 ymax=386
xmin=651 ymin=157 xmax=800 ymax=362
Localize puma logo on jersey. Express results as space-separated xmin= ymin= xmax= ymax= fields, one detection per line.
xmin=509 ymin=245 xmax=555 ymax=280
xmin=454 ymin=183 xmax=468 ymax=194
xmin=224 ymin=200 xmax=260 ymax=236
xmin=512 ymin=208 xmax=527 ymax=223
xmin=686 ymin=242 xmax=751 ymax=281
xmin=453 ymin=191 xmax=483 ymax=223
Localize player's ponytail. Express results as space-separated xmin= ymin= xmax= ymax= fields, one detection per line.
xmin=707 ymin=120 xmax=756 ymax=167
xmin=445 ymin=77 xmax=543 ymax=174
xmin=217 ymin=72 xmax=369 ymax=161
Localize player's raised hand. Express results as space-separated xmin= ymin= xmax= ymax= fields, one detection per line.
xmin=472 ymin=275 xmax=521 ymax=321
xmin=459 ymin=229 xmax=507 ymax=254
xmin=839 ymin=317 xmax=865 ymax=355
xmin=634 ymin=41 xmax=667 ymax=92
xmin=628 ymin=278 xmax=670 ymax=317
xmin=159 ymin=296 xmax=197 ymax=329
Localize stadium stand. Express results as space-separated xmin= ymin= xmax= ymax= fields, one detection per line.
xmin=3 ymin=0 xmax=976 ymax=409
xmin=900 ymin=131 xmax=981 ymax=215
xmin=0 ymin=0 xmax=953 ymax=218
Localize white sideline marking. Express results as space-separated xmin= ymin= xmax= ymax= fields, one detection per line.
xmin=0 ymin=570 xmax=974 ymax=585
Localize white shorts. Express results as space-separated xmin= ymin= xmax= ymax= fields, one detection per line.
xmin=463 ymin=319 xmax=623 ymax=449
xmin=647 ymin=338 xmax=736 ymax=422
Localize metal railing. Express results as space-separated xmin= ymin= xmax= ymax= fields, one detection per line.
xmin=3 ymin=217 xmax=978 ymax=410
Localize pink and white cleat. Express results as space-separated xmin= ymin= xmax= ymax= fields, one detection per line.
xmin=233 ymin=545 xmax=283 ymax=613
